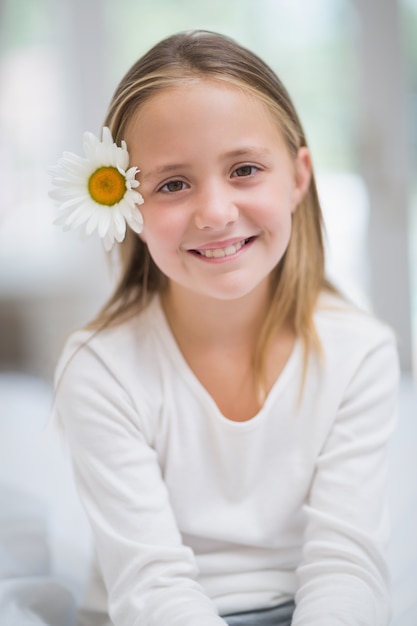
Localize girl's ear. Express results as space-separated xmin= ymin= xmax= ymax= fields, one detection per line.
xmin=291 ymin=147 xmax=312 ymax=213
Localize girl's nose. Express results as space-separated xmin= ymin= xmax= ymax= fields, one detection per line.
xmin=193 ymin=182 xmax=239 ymax=230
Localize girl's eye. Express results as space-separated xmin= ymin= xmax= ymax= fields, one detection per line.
xmin=232 ymin=165 xmax=257 ymax=178
xmin=159 ymin=180 xmax=187 ymax=193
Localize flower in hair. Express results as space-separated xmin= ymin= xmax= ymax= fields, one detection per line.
xmin=49 ymin=127 xmax=144 ymax=251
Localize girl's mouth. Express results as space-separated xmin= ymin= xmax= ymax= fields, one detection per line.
xmin=191 ymin=236 xmax=256 ymax=259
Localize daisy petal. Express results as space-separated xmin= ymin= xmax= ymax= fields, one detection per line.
xmin=97 ymin=208 xmax=112 ymax=238
xmin=84 ymin=208 xmax=102 ymax=236
xmin=103 ymin=230 xmax=115 ymax=252
xmin=126 ymin=209 xmax=144 ymax=234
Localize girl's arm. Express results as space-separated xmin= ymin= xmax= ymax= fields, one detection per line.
xmin=55 ymin=338 xmax=227 ymax=626
xmin=293 ymin=329 xmax=400 ymax=625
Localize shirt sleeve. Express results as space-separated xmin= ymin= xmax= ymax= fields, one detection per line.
xmin=54 ymin=339 xmax=227 ymax=626
xmin=292 ymin=328 xmax=400 ymax=625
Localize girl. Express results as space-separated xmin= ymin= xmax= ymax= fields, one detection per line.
xmin=51 ymin=30 xmax=399 ymax=626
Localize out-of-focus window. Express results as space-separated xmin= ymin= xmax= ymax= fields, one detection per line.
xmin=0 ymin=0 xmax=114 ymax=377
xmin=0 ymin=0 xmax=63 ymax=291
xmin=401 ymin=0 xmax=417 ymax=363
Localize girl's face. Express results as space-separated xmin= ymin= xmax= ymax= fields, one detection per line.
xmin=127 ymin=79 xmax=311 ymax=303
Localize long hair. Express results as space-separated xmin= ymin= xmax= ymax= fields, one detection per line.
xmin=91 ymin=30 xmax=334 ymax=400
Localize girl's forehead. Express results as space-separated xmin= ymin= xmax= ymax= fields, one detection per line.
xmin=127 ymin=77 xmax=282 ymax=137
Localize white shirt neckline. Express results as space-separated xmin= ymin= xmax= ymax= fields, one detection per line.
xmin=148 ymin=295 xmax=302 ymax=428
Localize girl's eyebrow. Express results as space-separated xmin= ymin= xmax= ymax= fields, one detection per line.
xmin=141 ymin=147 xmax=272 ymax=181
xmin=223 ymin=146 xmax=272 ymax=159
xmin=141 ymin=163 xmax=188 ymax=181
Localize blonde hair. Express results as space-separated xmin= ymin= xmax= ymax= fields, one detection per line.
xmin=92 ymin=30 xmax=335 ymax=400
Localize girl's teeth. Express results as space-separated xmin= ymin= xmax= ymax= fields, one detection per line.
xmin=199 ymin=240 xmax=244 ymax=258
xmin=212 ymin=248 xmax=225 ymax=258
xmin=225 ymin=244 xmax=238 ymax=255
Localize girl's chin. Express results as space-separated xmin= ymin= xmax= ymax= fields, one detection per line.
xmin=167 ymin=275 xmax=271 ymax=303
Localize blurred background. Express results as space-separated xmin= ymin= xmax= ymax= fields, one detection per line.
xmin=0 ymin=0 xmax=416 ymax=381
xmin=0 ymin=1 xmax=416 ymax=624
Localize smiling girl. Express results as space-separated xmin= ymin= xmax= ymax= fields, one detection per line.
xmin=52 ymin=31 xmax=399 ymax=626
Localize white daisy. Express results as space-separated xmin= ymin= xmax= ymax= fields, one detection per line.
xmin=49 ymin=127 xmax=144 ymax=251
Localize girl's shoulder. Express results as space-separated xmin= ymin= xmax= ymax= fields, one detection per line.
xmin=55 ymin=296 xmax=163 ymax=386
xmin=309 ymin=291 xmax=400 ymax=400
xmin=314 ymin=290 xmax=397 ymax=354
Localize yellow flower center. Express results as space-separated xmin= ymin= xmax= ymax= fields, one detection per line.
xmin=88 ymin=166 xmax=126 ymax=206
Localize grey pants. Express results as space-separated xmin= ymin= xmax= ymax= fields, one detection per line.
xmin=76 ymin=600 xmax=296 ymax=626
xmin=222 ymin=600 xmax=295 ymax=626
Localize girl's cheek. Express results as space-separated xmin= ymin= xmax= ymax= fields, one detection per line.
xmin=142 ymin=206 xmax=185 ymax=237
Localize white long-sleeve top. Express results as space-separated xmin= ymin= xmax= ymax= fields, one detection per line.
xmin=55 ymin=293 xmax=399 ymax=626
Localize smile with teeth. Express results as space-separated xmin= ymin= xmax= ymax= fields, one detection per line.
xmin=193 ymin=237 xmax=254 ymax=258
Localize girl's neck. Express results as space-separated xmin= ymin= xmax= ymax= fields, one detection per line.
xmin=161 ymin=280 xmax=271 ymax=350
xmin=159 ymin=279 xmax=295 ymax=422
